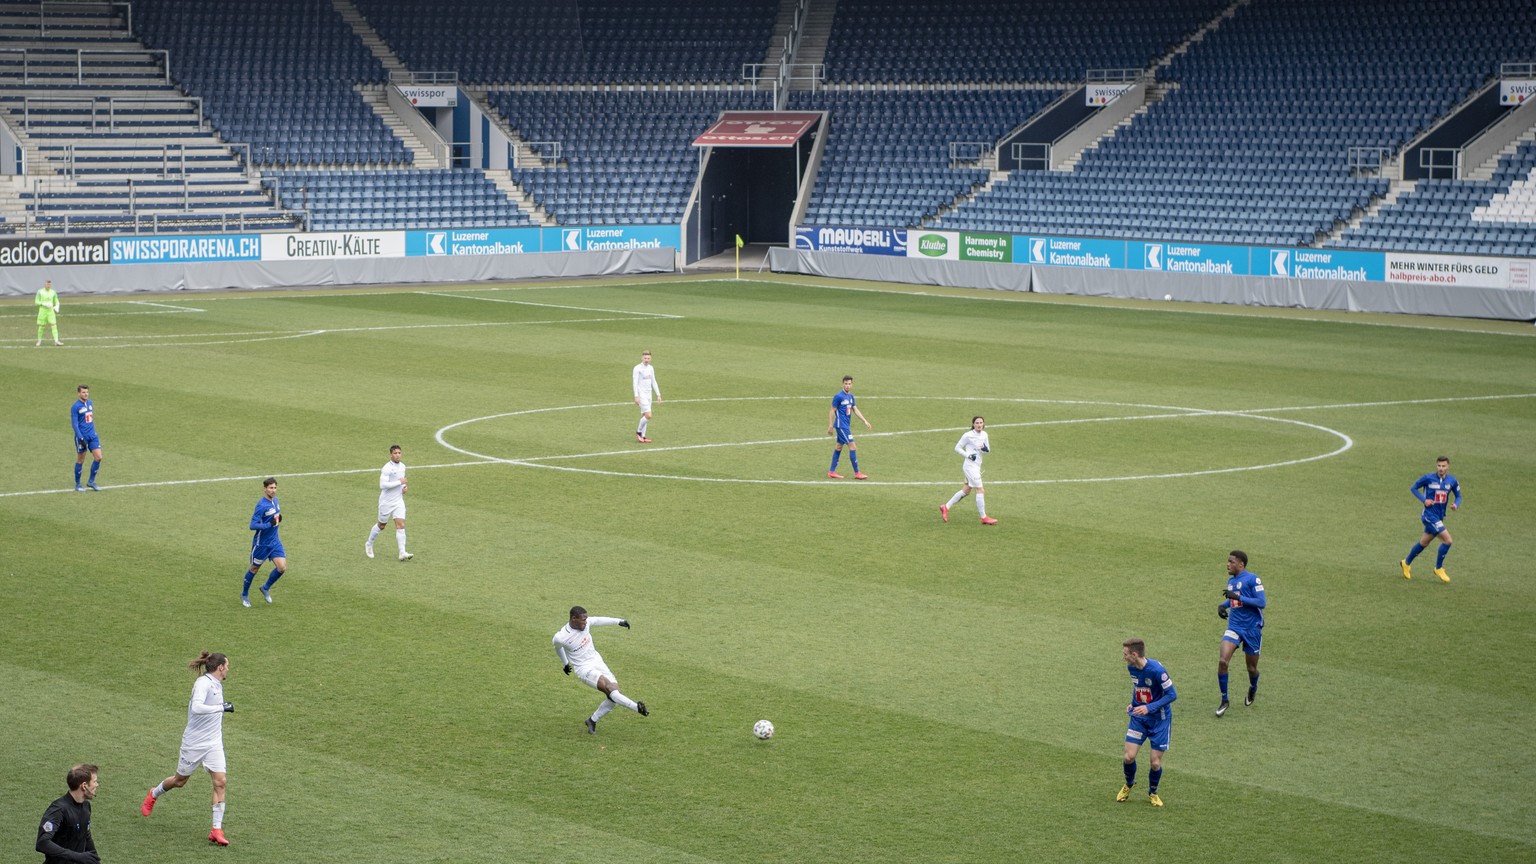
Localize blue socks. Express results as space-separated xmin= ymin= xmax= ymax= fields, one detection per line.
xmin=88 ymin=460 xmax=100 ymax=484
xmin=1249 ymin=672 xmax=1259 ymax=693
xmin=829 ymin=450 xmax=841 ymax=471
xmin=262 ymin=569 xmax=283 ymax=592
xmin=74 ymin=463 xmax=82 ymax=486
xmin=1218 ymin=673 xmax=1229 ymax=700
xmin=242 ymin=570 xmax=255 ymax=597
xmin=1123 ymin=760 xmax=1136 ymax=786
xmin=1436 ymin=543 xmax=1451 ymax=567
xmin=1148 ymin=768 xmax=1162 ymax=794
xmin=1405 ymin=542 xmax=1425 ymax=564
xmin=850 ymin=451 xmax=860 ymax=472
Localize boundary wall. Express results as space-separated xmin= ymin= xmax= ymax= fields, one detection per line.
xmin=774 ymin=227 xmax=1536 ymax=320
xmin=0 ymin=225 xmax=680 ymax=295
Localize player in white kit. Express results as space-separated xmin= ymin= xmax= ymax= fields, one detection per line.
xmin=554 ymin=605 xmax=649 ymax=734
xmin=366 ymin=444 xmax=412 ymax=561
xmin=140 ymin=651 xmax=236 ymax=846
xmin=941 ymin=416 xmax=997 ymax=525
xmin=632 ymin=350 xmax=661 ymax=442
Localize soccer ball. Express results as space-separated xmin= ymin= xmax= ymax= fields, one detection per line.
xmin=753 ymin=719 xmax=774 ymax=740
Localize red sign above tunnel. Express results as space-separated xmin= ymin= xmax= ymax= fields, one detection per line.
xmin=692 ymin=111 xmax=821 ymax=147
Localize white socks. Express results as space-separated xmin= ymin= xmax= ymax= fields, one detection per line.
xmin=946 ymin=490 xmax=966 ymax=508
xmin=637 ymin=416 xmax=649 ymax=436
xmin=975 ymin=493 xmax=987 ymax=518
xmin=152 ymin=783 xmax=166 ymax=798
xmin=367 ymin=524 xmax=381 ymax=544
xmin=396 ymin=528 xmax=407 ymax=554
xmin=211 ymin=802 xmax=225 ymax=829
xmin=591 ymin=700 xmax=617 ymax=722
xmin=607 ymin=690 xmax=639 ymax=712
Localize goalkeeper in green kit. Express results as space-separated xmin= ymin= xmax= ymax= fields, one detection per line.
xmin=36 ymin=279 xmax=61 ymax=346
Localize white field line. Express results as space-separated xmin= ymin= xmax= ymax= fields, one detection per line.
xmin=5 ymin=391 xmax=1529 ymax=498
xmin=415 ymin=290 xmax=684 ymax=318
xmin=0 ymin=301 xmax=205 ymax=319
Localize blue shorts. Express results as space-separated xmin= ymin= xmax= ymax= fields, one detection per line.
xmin=1421 ymin=515 xmax=1446 ymax=535
xmin=75 ymin=433 xmax=101 ymax=454
xmin=1222 ymin=624 xmax=1262 ymax=655
xmin=834 ymin=427 xmax=855 ymax=445
xmin=1125 ymin=713 xmax=1171 ymax=751
xmin=251 ymin=542 xmax=286 ymax=566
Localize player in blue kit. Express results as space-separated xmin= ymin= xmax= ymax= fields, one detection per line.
xmin=70 ymin=384 xmax=103 ymax=491
xmin=1215 ymin=550 xmax=1266 ymax=717
xmin=826 ymin=375 xmax=872 ymax=479
xmin=242 ymin=478 xmax=286 ymax=608
xmin=1400 ymin=456 xmax=1461 ymax=583
xmin=1117 ymin=638 xmax=1175 ymax=807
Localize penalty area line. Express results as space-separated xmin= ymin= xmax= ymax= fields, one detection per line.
xmin=0 ymin=458 xmax=499 ymax=498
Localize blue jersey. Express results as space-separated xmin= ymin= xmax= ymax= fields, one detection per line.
xmin=250 ymin=496 xmax=282 ymax=547
xmin=1224 ymin=568 xmax=1266 ymax=631
xmin=1412 ymin=472 xmax=1461 ymax=523
xmin=1128 ymin=658 xmax=1176 ymax=722
xmin=831 ymin=391 xmax=855 ymax=432
xmin=70 ymin=398 xmax=96 ymax=439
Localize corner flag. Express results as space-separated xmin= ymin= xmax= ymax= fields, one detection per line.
xmin=735 ymin=234 xmax=744 ymax=249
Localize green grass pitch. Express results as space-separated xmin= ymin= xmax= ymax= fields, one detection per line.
xmin=2 ymin=274 xmax=1533 ymax=863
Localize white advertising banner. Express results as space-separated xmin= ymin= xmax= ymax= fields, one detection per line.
xmin=1384 ymin=251 xmax=1528 ymax=288
xmin=1499 ymin=79 xmax=1536 ymax=106
xmin=397 ymin=85 xmax=458 ymax=107
xmin=906 ymin=230 xmax=960 ymax=260
xmin=262 ymin=231 xmax=406 ymax=261
xmin=1087 ymin=83 xmax=1133 ymax=106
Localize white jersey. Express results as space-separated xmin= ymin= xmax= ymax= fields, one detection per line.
xmin=378 ymin=459 xmax=407 ymax=508
xmin=632 ymin=363 xmax=660 ymax=401
xmin=552 ymin=617 xmax=625 ymax=668
xmin=180 ymin=674 xmax=225 ymax=751
xmin=956 ymin=429 xmax=990 ymax=468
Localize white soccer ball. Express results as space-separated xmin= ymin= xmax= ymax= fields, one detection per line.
xmin=753 ymin=719 xmax=775 ymax=740
xmin=1163 ymin=294 xmax=1173 ymax=301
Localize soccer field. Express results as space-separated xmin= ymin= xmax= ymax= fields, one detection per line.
xmin=3 ymin=274 xmax=1533 ymax=863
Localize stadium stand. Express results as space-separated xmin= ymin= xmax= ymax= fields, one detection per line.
xmin=492 ymin=89 xmax=771 ymax=226
xmin=350 ymin=0 xmax=779 ymax=85
xmin=265 ymin=167 xmax=533 ymax=232
xmin=0 ymin=1 xmax=300 ymax=233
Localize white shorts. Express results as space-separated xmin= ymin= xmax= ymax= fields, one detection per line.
xmin=177 ymin=743 xmax=226 ymax=777
xmin=378 ymin=502 xmax=405 ymax=523
xmin=637 ymin=396 xmax=653 ymax=414
xmin=575 ymin=662 xmax=615 ymax=690
xmin=963 ymin=460 xmax=983 ymax=488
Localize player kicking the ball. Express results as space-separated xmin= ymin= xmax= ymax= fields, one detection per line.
xmin=941 ymin=416 xmax=996 ymax=525
xmin=553 ymin=606 xmax=648 ymax=734
xmin=366 ymin=445 xmax=411 ymax=561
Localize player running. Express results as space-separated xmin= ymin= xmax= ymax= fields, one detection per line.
xmin=1118 ymin=638 xmax=1176 ymax=807
xmin=553 ymin=606 xmax=648 ymax=734
xmin=242 ymin=478 xmax=286 ymax=607
xmin=70 ymin=385 xmax=103 ymax=491
xmin=141 ymin=651 xmax=236 ymax=846
xmin=827 ymin=375 xmax=871 ymax=479
xmin=366 ymin=445 xmax=411 ymax=561
xmin=1400 ymin=456 xmax=1461 ymax=583
xmin=1215 ymin=550 xmax=1266 ymax=717
xmin=941 ymin=415 xmax=996 ymax=525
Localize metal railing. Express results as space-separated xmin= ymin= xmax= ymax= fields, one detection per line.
xmin=1010 ymin=142 xmax=1050 ymax=171
xmin=1348 ymin=145 xmax=1392 ymax=175
xmin=389 ymin=70 xmax=458 ymax=86
xmin=0 ymin=47 xmax=169 ymax=84
xmin=1086 ymin=67 xmax=1153 ymax=84
xmin=949 ymin=141 xmax=994 ymax=168
xmin=39 ymin=1 xmax=132 ymax=35
xmin=23 ymin=95 xmax=203 ymax=131
xmin=36 ymin=142 xmax=252 ymax=178
xmin=1500 ymin=60 xmax=1536 ymax=79
xmin=1419 ymin=147 xmax=1462 ymax=180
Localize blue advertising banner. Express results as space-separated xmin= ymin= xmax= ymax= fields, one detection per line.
xmin=1132 ymin=241 xmax=1251 ymax=276
xmin=407 ymin=228 xmax=540 ymax=257
xmin=542 ymin=225 xmax=681 ymax=252
xmin=110 ymin=234 xmax=261 ymax=264
xmin=794 ymin=226 xmax=908 ymax=255
xmin=1261 ymin=247 xmax=1383 ymax=281
xmin=1018 ymin=236 xmax=1126 ymax=269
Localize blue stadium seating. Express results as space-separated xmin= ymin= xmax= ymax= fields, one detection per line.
xmin=264 ymin=168 xmax=533 ymax=232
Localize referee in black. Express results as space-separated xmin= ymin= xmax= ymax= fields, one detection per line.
xmin=36 ymin=764 xmax=101 ymax=864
